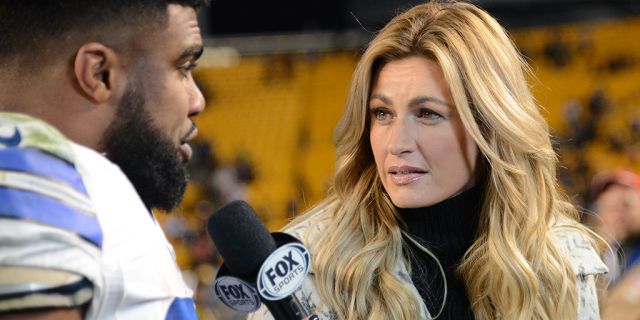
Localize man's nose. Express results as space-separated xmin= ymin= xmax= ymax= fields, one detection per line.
xmin=189 ymin=80 xmax=205 ymax=116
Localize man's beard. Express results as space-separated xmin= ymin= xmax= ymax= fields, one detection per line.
xmin=102 ymin=86 xmax=188 ymax=212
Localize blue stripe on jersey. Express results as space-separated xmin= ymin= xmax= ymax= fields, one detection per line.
xmin=0 ymin=187 xmax=102 ymax=247
xmin=165 ymin=297 xmax=197 ymax=320
xmin=0 ymin=147 xmax=87 ymax=194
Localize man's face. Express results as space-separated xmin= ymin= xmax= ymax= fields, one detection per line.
xmin=595 ymin=185 xmax=630 ymax=243
xmin=102 ymin=4 xmax=205 ymax=211
xmin=622 ymin=188 xmax=640 ymax=235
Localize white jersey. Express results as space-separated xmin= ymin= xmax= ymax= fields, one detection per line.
xmin=0 ymin=112 xmax=196 ymax=319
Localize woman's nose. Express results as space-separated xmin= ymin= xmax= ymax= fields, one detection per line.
xmin=387 ymin=120 xmax=415 ymax=156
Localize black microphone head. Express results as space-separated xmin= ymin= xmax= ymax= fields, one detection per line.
xmin=207 ymin=200 xmax=277 ymax=280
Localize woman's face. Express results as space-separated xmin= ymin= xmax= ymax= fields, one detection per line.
xmin=369 ymin=56 xmax=478 ymax=208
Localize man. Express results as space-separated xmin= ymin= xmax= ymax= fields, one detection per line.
xmin=0 ymin=1 xmax=207 ymax=319
xmin=588 ymin=169 xmax=640 ymax=279
xmin=589 ymin=170 xmax=640 ymax=319
xmin=588 ymin=170 xmax=639 ymax=247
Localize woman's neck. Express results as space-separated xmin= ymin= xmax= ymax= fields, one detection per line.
xmin=396 ymin=183 xmax=484 ymax=254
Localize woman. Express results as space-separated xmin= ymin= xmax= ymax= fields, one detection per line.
xmin=250 ymin=1 xmax=607 ymax=319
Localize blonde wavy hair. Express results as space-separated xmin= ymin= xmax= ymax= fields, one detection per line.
xmin=288 ymin=1 xmax=604 ymax=319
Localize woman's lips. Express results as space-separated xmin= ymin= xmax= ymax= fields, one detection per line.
xmin=388 ymin=166 xmax=427 ymax=185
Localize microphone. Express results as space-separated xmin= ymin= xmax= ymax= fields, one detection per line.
xmin=212 ymin=266 xmax=262 ymax=313
xmin=207 ymin=200 xmax=317 ymax=320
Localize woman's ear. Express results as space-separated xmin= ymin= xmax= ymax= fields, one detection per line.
xmin=473 ymin=152 xmax=489 ymax=186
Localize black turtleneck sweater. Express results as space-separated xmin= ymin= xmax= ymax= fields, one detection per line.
xmin=397 ymin=184 xmax=482 ymax=320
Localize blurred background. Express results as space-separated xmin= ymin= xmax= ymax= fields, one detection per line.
xmin=155 ymin=0 xmax=640 ymax=318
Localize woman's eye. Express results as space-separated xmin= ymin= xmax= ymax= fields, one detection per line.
xmin=370 ymin=108 xmax=392 ymax=122
xmin=418 ymin=108 xmax=443 ymax=120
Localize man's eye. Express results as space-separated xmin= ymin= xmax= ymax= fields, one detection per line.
xmin=179 ymin=62 xmax=198 ymax=75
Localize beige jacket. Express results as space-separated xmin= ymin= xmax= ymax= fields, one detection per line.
xmin=249 ymin=213 xmax=608 ymax=320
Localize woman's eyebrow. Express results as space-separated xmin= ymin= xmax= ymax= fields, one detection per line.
xmin=369 ymin=94 xmax=392 ymax=105
xmin=369 ymin=94 xmax=451 ymax=108
xmin=408 ymin=96 xmax=451 ymax=108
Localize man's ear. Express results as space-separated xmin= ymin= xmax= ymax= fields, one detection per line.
xmin=74 ymin=43 xmax=123 ymax=103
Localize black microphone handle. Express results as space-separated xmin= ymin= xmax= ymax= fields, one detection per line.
xmin=263 ymin=296 xmax=306 ymax=320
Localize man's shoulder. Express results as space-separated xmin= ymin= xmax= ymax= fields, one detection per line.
xmin=0 ymin=113 xmax=104 ymax=314
xmin=0 ymin=112 xmax=104 ymax=246
xmin=0 ymin=112 xmax=194 ymax=317
xmin=0 ymin=112 xmax=76 ymax=162
xmin=0 ymin=111 xmax=127 ymax=178
xmin=0 ymin=111 xmax=135 ymax=221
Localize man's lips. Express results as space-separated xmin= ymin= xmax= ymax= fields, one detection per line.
xmin=388 ymin=165 xmax=427 ymax=185
xmin=181 ymin=123 xmax=198 ymax=144
xmin=179 ymin=123 xmax=198 ymax=162
xmin=179 ymin=144 xmax=193 ymax=163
